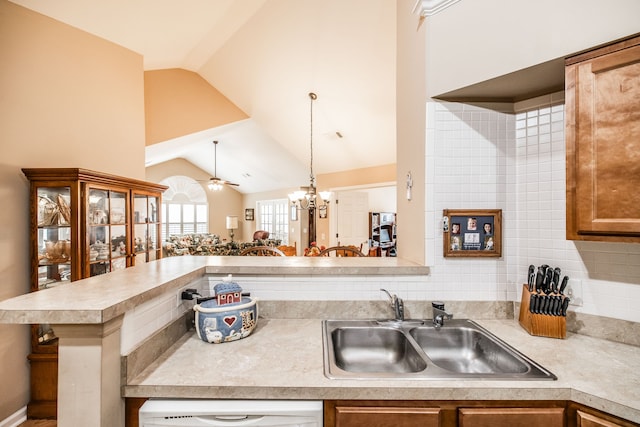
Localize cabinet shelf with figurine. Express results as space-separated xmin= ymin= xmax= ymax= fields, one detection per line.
xmin=22 ymin=168 xmax=167 ymax=419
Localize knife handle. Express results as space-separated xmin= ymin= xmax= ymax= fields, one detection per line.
xmin=535 ymin=268 xmax=544 ymax=293
xmin=559 ymin=276 xmax=569 ymax=294
xmin=553 ymin=267 xmax=561 ymax=291
xmin=529 ymin=294 xmax=536 ymax=313
xmin=561 ymin=297 xmax=570 ymax=316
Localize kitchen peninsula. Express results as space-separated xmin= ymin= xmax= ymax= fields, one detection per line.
xmin=1 ymin=256 xmax=639 ymax=427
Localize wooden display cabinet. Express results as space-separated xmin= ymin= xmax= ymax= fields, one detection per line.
xmin=565 ymin=33 xmax=640 ymax=242
xmin=22 ymin=168 xmax=166 ymax=419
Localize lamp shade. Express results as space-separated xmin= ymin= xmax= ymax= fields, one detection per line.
xmin=226 ymin=215 xmax=238 ymax=230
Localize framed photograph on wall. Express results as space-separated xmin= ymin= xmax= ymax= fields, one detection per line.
xmin=244 ymin=208 xmax=254 ymax=221
xmin=443 ymin=209 xmax=502 ymax=258
xmin=319 ymin=206 xmax=327 ymax=219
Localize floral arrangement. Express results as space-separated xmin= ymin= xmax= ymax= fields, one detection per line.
xmin=304 ymin=241 xmax=326 ymax=256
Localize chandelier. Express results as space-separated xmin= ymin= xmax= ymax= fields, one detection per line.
xmin=288 ymin=92 xmax=331 ymax=210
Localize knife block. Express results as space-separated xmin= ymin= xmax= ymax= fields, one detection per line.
xmin=518 ymin=284 xmax=566 ymax=339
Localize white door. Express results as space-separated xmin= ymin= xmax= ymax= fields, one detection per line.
xmin=332 ymin=191 xmax=369 ymax=248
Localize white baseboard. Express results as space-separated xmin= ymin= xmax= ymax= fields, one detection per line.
xmin=0 ymin=406 xmax=27 ymax=427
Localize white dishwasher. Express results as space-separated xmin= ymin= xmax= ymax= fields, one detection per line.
xmin=139 ymin=399 xmax=323 ymax=427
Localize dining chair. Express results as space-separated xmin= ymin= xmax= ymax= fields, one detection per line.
xmin=276 ymin=243 xmax=297 ymax=256
xmin=317 ymin=245 xmax=366 ymax=257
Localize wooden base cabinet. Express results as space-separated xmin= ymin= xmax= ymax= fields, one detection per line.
xmin=567 ymin=403 xmax=640 ymax=427
xmin=334 ymin=406 xmax=440 ymax=427
xmin=23 ymin=168 xmax=166 ymax=419
xmin=565 ymin=33 xmax=640 ymax=242
xmin=325 ymin=401 xmax=573 ymax=427
xmin=459 ymin=407 xmax=564 ymax=427
xmin=325 ymin=401 xmax=639 ymax=427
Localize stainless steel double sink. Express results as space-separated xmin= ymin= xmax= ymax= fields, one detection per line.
xmin=322 ymin=319 xmax=556 ymax=380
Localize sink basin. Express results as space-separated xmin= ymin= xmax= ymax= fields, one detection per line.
xmin=323 ymin=319 xmax=556 ymax=380
xmin=409 ymin=325 xmax=529 ymax=374
xmin=332 ymin=327 xmax=427 ymax=374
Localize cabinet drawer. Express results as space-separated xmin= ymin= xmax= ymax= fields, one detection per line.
xmin=459 ymin=407 xmax=564 ymax=427
xmin=335 ymin=406 xmax=440 ymax=427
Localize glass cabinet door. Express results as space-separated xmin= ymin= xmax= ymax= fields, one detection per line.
xmin=133 ymin=193 xmax=161 ymax=263
xmin=37 ymin=187 xmax=72 ymax=290
xmin=36 ymin=186 xmax=72 ymax=345
xmin=87 ymin=188 xmax=129 ymax=276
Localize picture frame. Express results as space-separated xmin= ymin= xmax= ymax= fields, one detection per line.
xmin=319 ymin=206 xmax=327 ymax=219
xmin=443 ymin=209 xmax=502 ymax=258
xmin=290 ymin=205 xmax=298 ymax=221
xmin=244 ymin=208 xmax=254 ymax=221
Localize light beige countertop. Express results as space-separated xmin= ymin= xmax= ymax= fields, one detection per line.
xmin=0 ymin=256 xmax=428 ymax=324
xmin=125 ymin=317 xmax=640 ymax=423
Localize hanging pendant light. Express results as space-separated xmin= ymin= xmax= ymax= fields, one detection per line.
xmin=288 ymin=92 xmax=331 ymax=210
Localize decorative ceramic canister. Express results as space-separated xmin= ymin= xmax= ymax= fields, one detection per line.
xmin=193 ymin=276 xmax=258 ymax=344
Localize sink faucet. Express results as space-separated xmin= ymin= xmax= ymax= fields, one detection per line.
xmin=380 ymin=288 xmax=404 ymax=321
xmin=432 ymin=301 xmax=453 ymax=328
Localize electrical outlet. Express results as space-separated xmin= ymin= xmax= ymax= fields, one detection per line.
xmin=176 ymin=285 xmax=200 ymax=308
xmin=565 ymin=278 xmax=583 ymax=307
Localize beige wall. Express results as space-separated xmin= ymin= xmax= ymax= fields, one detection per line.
xmin=145 ymin=159 xmax=244 ymax=239
xmin=0 ymin=1 xmax=145 ymax=420
xmin=395 ymin=0 xmax=427 ymax=263
xmin=144 ymin=68 xmax=248 ymax=145
xmin=425 ymin=0 xmax=640 ymax=98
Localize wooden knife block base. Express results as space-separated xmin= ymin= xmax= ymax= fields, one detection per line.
xmin=518 ymin=284 xmax=566 ymax=339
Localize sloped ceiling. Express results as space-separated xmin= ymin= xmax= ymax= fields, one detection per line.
xmin=11 ymin=0 xmax=398 ymax=194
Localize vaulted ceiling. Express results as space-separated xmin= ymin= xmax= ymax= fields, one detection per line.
xmin=11 ymin=0 xmax=398 ymax=193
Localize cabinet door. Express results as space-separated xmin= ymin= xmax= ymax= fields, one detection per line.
xmin=132 ymin=192 xmax=161 ymax=264
xmin=566 ymin=35 xmax=640 ymax=241
xmin=459 ymin=407 xmax=564 ymax=427
xmin=574 ymin=409 xmax=639 ymax=427
xmin=87 ymin=187 xmax=130 ymax=276
xmin=34 ymin=186 xmax=74 ymax=348
xmin=334 ymin=406 xmax=440 ymax=427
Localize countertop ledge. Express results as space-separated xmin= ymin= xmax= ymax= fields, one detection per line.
xmin=0 ymin=256 xmax=428 ymax=324
xmin=124 ymin=318 xmax=640 ymax=423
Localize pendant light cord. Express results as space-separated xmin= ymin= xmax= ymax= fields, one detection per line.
xmin=309 ymin=92 xmax=317 ymax=185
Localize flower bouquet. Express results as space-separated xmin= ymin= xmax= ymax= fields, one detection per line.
xmin=304 ymin=241 xmax=326 ymax=256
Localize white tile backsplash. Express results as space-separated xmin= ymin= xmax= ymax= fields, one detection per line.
xmin=424 ymin=97 xmax=640 ymax=323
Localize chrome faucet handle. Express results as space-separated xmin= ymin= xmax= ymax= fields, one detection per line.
xmin=432 ymin=301 xmax=453 ymax=327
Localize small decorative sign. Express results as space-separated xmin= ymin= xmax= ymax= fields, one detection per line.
xmin=443 ymin=209 xmax=502 ymax=258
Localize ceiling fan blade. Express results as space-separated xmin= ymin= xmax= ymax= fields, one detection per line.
xmin=206 ymin=177 xmax=239 ymax=187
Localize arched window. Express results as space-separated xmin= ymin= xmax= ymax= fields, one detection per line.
xmin=160 ymin=176 xmax=208 ymax=240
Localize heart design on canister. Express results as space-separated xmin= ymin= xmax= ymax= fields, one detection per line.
xmin=223 ymin=316 xmax=237 ymax=326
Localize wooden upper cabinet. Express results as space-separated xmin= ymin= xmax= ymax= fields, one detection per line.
xmin=565 ymin=34 xmax=640 ymax=242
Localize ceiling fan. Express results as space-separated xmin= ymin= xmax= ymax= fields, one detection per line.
xmin=204 ymin=140 xmax=239 ymax=191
